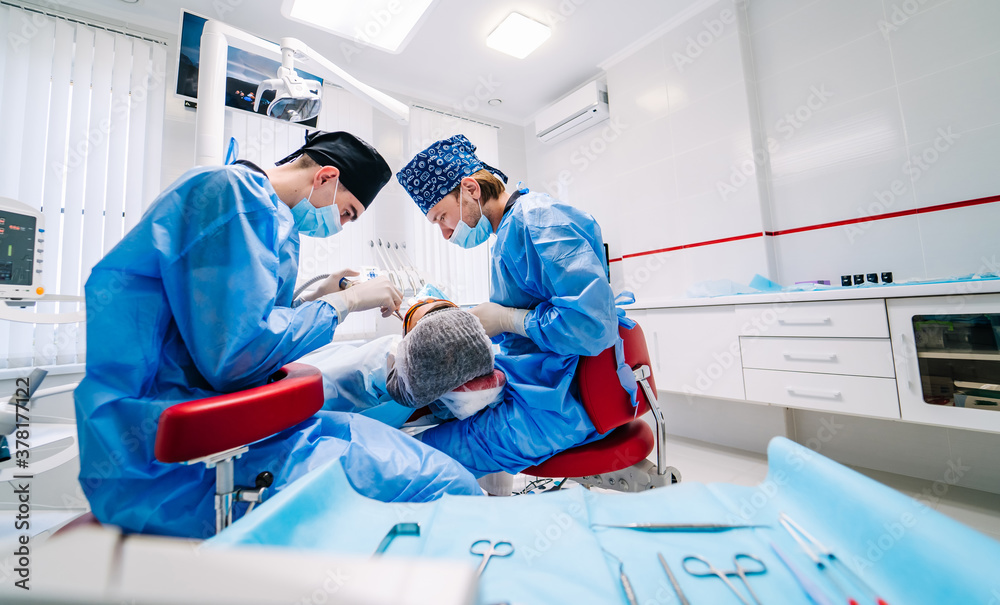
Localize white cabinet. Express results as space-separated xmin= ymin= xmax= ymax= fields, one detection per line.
xmin=741 ymin=337 xmax=896 ymax=378
xmin=887 ymin=294 xmax=1000 ymax=433
xmin=743 ymin=369 xmax=901 ymax=419
xmin=641 ymin=288 xmax=1000 ymax=433
xmin=738 ymin=299 xmax=900 ymax=419
xmin=736 ymin=299 xmax=890 ymax=338
xmin=639 ymin=306 xmax=745 ymax=401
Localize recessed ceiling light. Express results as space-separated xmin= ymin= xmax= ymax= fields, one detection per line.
xmin=281 ymin=0 xmax=437 ymax=54
xmin=488 ymin=98 xmax=502 ymax=106
xmin=486 ymin=13 xmax=550 ymax=59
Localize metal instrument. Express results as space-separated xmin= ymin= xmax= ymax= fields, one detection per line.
xmin=682 ymin=553 xmax=767 ymax=605
xmin=373 ymin=522 xmax=420 ymax=556
xmin=769 ymin=541 xmax=833 ymax=605
xmin=780 ymin=513 xmax=890 ymax=605
xmin=658 ymin=553 xmax=691 ymax=605
xmin=593 ymin=523 xmax=767 ymax=532
xmin=470 ymin=540 xmax=514 ymax=577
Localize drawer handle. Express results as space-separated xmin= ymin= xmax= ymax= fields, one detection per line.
xmin=778 ymin=316 xmax=832 ymax=326
xmin=783 ymin=352 xmax=838 ymax=362
xmin=786 ymin=387 xmax=842 ymax=400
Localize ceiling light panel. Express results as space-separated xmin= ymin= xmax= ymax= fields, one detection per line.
xmin=282 ymin=0 xmax=437 ymax=54
xmin=486 ymin=13 xmax=551 ymax=59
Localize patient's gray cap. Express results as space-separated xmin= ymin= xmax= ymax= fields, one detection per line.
xmin=386 ymin=307 xmax=494 ymax=408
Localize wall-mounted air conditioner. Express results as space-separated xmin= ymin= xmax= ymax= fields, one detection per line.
xmin=534 ymin=80 xmax=610 ymax=144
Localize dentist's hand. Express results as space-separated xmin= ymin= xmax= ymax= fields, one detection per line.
xmin=323 ymin=275 xmax=403 ymax=319
xmin=471 ymin=302 xmax=529 ymax=338
xmin=301 ymin=268 xmax=360 ymax=301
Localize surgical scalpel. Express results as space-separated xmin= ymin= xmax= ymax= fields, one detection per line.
xmin=593 ymin=523 xmax=767 ymax=532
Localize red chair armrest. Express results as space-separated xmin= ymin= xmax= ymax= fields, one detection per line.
xmin=154 ymin=363 xmax=324 ymax=463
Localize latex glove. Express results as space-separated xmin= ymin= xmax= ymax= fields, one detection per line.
xmin=323 ymin=275 xmax=403 ymax=319
xmin=470 ymin=302 xmax=529 ymax=338
xmin=300 ymin=268 xmax=360 ymax=302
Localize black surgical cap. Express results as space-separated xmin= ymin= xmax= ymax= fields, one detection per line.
xmin=276 ymin=131 xmax=392 ymax=209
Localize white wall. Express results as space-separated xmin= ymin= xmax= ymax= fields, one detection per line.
xmin=752 ymin=0 xmax=1000 ymax=286
xmin=525 ymin=0 xmax=1000 ymax=301
xmin=524 ymin=0 xmax=1000 ymax=491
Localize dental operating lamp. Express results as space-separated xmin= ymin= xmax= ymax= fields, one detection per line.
xmin=194 ymin=19 xmax=410 ymax=166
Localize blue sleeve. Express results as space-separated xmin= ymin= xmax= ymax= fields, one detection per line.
xmin=418 ymin=390 xmax=595 ymax=476
xmin=519 ymin=212 xmax=618 ymax=356
xmin=159 ymin=174 xmax=340 ymax=392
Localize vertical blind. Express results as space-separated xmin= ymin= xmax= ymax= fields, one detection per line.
xmin=406 ymin=107 xmax=498 ymax=306
xmin=227 ymin=85 xmax=379 ymax=339
xmin=0 ymin=5 xmax=166 ymax=369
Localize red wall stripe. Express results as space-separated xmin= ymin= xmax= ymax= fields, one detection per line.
xmin=608 ymin=194 xmax=1000 ymax=263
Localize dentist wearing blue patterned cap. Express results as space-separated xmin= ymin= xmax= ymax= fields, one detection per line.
xmin=396 ymin=134 xmax=621 ymax=477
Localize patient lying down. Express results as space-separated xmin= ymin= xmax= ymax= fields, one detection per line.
xmin=386 ymin=306 xmax=505 ymax=420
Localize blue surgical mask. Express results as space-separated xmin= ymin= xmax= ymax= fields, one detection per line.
xmin=449 ymin=190 xmax=492 ymax=249
xmin=291 ymin=179 xmax=343 ymax=238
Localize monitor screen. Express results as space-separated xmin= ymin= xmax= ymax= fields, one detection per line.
xmin=176 ymin=11 xmax=323 ymax=127
xmin=0 ymin=210 xmax=36 ymax=286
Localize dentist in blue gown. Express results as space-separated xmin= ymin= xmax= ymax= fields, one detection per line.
xmin=396 ymin=135 xmax=622 ymax=477
xmin=75 ymin=131 xmax=482 ymax=538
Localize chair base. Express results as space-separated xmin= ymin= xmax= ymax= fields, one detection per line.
xmin=571 ymin=459 xmax=681 ymax=493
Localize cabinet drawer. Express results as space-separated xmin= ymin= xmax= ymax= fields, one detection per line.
xmin=741 ymin=337 xmax=895 ymax=378
xmin=737 ymin=299 xmax=889 ymax=338
xmin=744 ymin=369 xmax=900 ymax=419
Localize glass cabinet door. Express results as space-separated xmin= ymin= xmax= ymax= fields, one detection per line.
xmin=888 ymin=294 xmax=1000 ymax=433
xmin=912 ymin=313 xmax=1000 ymax=410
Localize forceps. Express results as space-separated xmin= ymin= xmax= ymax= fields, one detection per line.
xmin=470 ymin=540 xmax=514 ymax=577
xmin=682 ymin=554 xmax=767 ymax=605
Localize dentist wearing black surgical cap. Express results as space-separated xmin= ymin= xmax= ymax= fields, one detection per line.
xmin=75 ymin=130 xmax=483 ymax=538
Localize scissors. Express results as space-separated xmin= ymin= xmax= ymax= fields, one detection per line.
xmin=470 ymin=540 xmax=514 ymax=577
xmin=682 ymin=553 xmax=767 ymax=605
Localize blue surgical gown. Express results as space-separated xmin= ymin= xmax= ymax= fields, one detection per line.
xmin=418 ymin=191 xmax=619 ymax=476
xmin=74 ymin=163 xmax=481 ymax=538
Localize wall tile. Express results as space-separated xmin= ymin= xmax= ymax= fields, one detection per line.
xmin=750 ymin=0 xmax=884 ymax=80
xmin=897 ymin=51 xmax=1000 ymax=146
xmin=770 ymin=214 xmax=926 ymax=285
xmin=665 ymin=25 xmax=745 ymax=112
xmin=670 ymin=83 xmax=752 ymax=155
xmin=755 ymin=32 xmax=895 ymax=128
xmin=887 ymin=0 xmax=1000 ymax=84
xmin=684 ymin=236 xmax=771 ymax=287
xmin=909 ymin=122 xmax=1000 ymax=208
xmin=919 ymin=200 xmax=1000 ymax=279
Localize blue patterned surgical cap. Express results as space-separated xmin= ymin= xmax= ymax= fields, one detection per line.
xmin=396 ymin=134 xmax=508 ymax=215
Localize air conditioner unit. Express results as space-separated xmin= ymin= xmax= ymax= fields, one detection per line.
xmin=534 ymin=80 xmax=610 ymax=144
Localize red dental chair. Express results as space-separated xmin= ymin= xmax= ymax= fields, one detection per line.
xmin=522 ymin=322 xmax=681 ymax=492
xmin=154 ymin=363 xmax=325 ymax=535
